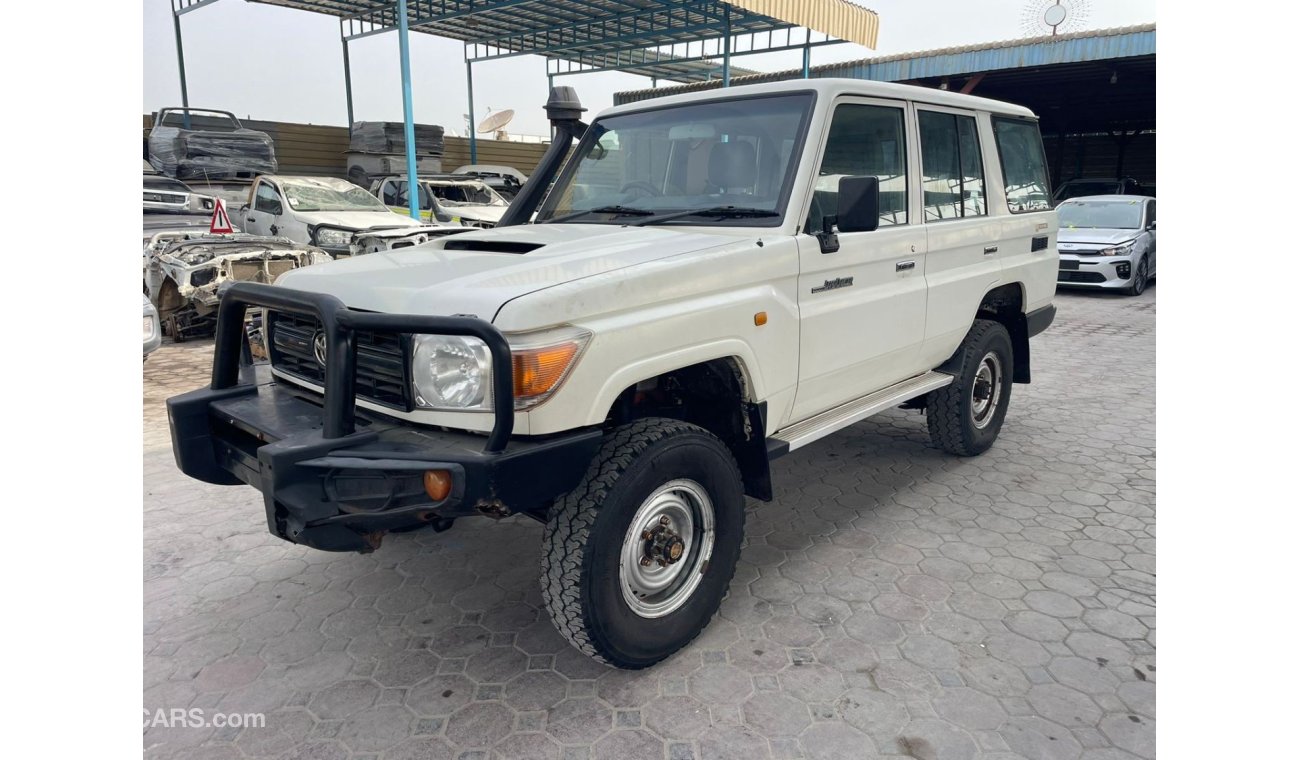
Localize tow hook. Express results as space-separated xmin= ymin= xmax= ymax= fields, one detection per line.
xmin=475 ymin=500 xmax=511 ymax=519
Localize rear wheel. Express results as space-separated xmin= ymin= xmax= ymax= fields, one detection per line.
xmin=541 ymin=418 xmax=745 ymax=669
xmin=926 ymin=319 xmax=1014 ymax=456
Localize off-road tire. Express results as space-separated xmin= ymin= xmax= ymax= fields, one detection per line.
xmin=541 ymin=418 xmax=745 ymax=669
xmin=927 ymin=319 xmax=1013 ymax=456
xmin=1126 ymin=256 xmax=1149 ymax=296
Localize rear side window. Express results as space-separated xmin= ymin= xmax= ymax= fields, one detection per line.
xmin=993 ymin=117 xmax=1051 ymax=213
xmin=918 ymin=111 xmax=986 ymax=221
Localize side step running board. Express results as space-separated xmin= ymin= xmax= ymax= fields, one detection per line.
xmin=768 ymin=371 xmax=954 ymax=457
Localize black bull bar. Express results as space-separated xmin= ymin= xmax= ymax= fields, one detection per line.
xmin=209 ymin=281 xmax=515 ymax=452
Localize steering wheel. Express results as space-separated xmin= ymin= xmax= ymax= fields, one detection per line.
xmin=619 ymin=180 xmax=661 ymax=198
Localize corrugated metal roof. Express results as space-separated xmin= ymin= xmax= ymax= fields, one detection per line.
xmin=615 ymin=23 xmax=1155 ymax=102
xmin=726 ymin=0 xmax=879 ymax=48
xmin=249 ymin=0 xmax=879 ymax=83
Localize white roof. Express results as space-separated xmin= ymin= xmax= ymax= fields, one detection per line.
xmin=599 ymin=77 xmax=1037 ymax=120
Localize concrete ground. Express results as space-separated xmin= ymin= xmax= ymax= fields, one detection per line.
xmin=144 ymin=288 xmax=1155 ymax=760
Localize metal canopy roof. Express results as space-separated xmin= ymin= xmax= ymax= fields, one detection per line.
xmin=251 ymin=0 xmax=879 ymax=83
xmin=615 ymin=23 xmax=1153 ymax=102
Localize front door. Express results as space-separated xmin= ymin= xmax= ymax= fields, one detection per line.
xmin=792 ymin=98 xmax=929 ymax=422
xmin=245 ymin=179 xmax=284 ymax=236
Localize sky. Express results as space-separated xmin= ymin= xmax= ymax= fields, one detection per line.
xmin=143 ymin=0 xmax=1156 ymax=139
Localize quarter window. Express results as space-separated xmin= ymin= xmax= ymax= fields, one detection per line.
xmin=808 ymin=103 xmax=908 ymax=230
xmin=918 ymin=111 xmax=986 ymax=221
xmin=993 ymin=117 xmax=1051 ymax=213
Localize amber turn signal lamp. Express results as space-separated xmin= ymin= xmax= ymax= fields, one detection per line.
xmin=513 ymin=342 xmax=581 ymax=401
xmin=754 ymin=311 xmax=768 ymax=326
xmin=423 ymin=469 xmax=453 ymax=501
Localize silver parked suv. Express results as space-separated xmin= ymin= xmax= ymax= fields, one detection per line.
xmin=1056 ymin=195 xmax=1156 ymax=296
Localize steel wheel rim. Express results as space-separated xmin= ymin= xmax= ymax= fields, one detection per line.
xmin=619 ymin=479 xmax=716 ymax=619
xmin=970 ymin=351 xmax=1003 ymax=430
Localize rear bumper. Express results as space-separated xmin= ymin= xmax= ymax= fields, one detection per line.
xmin=1026 ymin=304 xmax=1056 ymax=338
xmin=169 ymin=365 xmax=602 ymax=552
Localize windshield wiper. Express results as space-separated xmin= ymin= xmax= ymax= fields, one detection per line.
xmin=545 ymin=205 xmax=656 ymax=223
xmin=633 ymin=206 xmax=779 ymax=226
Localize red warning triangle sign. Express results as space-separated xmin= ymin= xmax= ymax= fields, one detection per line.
xmin=209 ymin=197 xmax=235 ymax=234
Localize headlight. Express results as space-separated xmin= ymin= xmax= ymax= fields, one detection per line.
xmin=313 ymin=228 xmax=353 ymax=248
xmin=1097 ymin=241 xmax=1135 ymax=257
xmin=409 ymin=326 xmax=591 ymax=412
xmin=412 ymin=335 xmax=493 ymax=410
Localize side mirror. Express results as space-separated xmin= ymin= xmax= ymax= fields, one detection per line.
xmin=836 ymin=176 xmax=880 ymax=233
xmin=266 ymin=200 xmax=283 ymax=215
xmin=1148 ymin=220 xmax=1156 ymax=231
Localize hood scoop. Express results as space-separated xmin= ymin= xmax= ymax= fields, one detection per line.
xmin=443 ymin=239 xmax=545 ymax=254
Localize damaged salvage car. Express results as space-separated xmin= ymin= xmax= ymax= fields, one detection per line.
xmin=238 ymin=175 xmax=465 ymax=257
xmin=148 ymin=107 xmax=278 ymax=181
xmin=144 ymin=232 xmax=330 ymax=341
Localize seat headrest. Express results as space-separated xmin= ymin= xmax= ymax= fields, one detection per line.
xmin=708 ymin=141 xmax=757 ymax=189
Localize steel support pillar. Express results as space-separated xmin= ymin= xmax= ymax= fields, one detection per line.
xmin=802 ymin=41 xmax=811 ymax=78
xmin=397 ymin=0 xmax=420 ymax=220
xmin=172 ymin=10 xmax=191 ymax=127
xmin=342 ymin=36 xmax=355 ymax=133
xmin=722 ymin=15 xmax=731 ymax=86
xmin=467 ymin=61 xmax=477 ymax=163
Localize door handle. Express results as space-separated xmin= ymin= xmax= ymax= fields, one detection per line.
xmin=896 ymin=260 xmax=916 ymax=272
xmin=246 ymin=216 xmax=257 ymax=223
xmin=983 ymin=245 xmax=998 ymax=255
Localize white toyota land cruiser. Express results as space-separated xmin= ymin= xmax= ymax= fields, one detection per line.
xmin=169 ymin=79 xmax=1057 ymax=669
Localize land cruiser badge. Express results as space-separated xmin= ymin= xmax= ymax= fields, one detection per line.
xmin=812 ymin=277 xmax=854 ymax=294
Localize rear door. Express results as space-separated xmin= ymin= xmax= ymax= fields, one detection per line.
xmin=991 ymin=117 xmax=1057 ymax=314
xmin=791 ymin=97 xmax=928 ymax=422
xmin=915 ymin=106 xmax=1004 ymax=366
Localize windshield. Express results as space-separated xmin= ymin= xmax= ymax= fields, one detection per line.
xmin=280 ymin=177 xmax=391 ymax=213
xmin=1055 ymin=181 xmax=1118 ymax=202
xmin=538 ymin=92 xmax=814 ymax=225
xmin=1058 ymin=200 xmax=1144 ymax=230
xmin=428 ymin=182 xmax=506 ymax=206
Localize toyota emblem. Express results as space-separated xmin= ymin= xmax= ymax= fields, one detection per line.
xmin=312 ymin=330 xmax=328 ymax=368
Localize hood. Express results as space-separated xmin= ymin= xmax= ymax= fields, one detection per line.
xmin=1057 ymin=227 xmax=1140 ymax=247
xmin=444 ymin=204 xmax=506 ymax=224
xmin=275 ymin=223 xmax=733 ymax=321
xmin=292 ymin=209 xmax=429 ymax=230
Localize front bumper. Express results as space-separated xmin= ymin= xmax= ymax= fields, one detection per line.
xmin=1057 ymin=253 xmax=1139 ymax=290
xmin=167 ymin=282 xmax=603 ymax=553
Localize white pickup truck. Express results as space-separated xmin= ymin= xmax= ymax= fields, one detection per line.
xmin=237 ymin=175 xmax=461 ymax=257
xmin=170 ymin=79 xmax=1057 ymax=669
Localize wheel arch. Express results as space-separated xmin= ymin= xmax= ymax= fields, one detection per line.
xmin=942 ymin=282 xmax=1031 ymax=384
xmin=601 ymin=353 xmax=773 ymax=501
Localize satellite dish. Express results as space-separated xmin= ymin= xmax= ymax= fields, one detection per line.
xmin=1020 ymin=0 xmax=1090 ymax=37
xmin=476 ymin=109 xmax=515 ymax=140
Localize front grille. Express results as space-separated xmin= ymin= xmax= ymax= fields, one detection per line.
xmin=268 ymin=311 xmax=409 ymax=409
xmin=229 ymin=259 xmax=299 ymax=283
xmin=1058 ymin=271 xmax=1106 ymax=283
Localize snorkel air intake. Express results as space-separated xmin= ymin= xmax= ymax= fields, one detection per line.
xmin=496 ymin=87 xmax=587 ymax=227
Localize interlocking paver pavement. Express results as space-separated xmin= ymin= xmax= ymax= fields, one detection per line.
xmin=144 ymin=288 xmax=1156 ymax=759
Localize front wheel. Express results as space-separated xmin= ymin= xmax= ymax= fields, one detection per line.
xmin=1126 ymin=256 xmax=1150 ymax=296
xmin=926 ymin=319 xmax=1014 ymax=456
xmin=541 ymin=418 xmax=745 ymax=669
